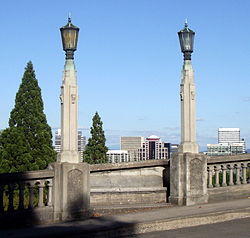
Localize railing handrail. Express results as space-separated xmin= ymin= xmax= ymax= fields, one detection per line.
xmin=208 ymin=154 xmax=250 ymax=165
xmin=0 ymin=169 xmax=54 ymax=184
xmin=90 ymin=159 xmax=169 ymax=172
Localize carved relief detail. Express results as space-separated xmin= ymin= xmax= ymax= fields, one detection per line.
xmin=189 ymin=158 xmax=203 ymax=195
xmin=71 ymin=94 xmax=76 ymax=104
xmin=67 ymin=169 xmax=83 ymax=208
xmin=191 ymin=91 xmax=195 ymax=100
xmin=180 ymin=85 xmax=184 ymax=101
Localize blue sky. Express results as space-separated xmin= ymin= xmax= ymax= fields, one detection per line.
xmin=1 ymin=0 xmax=250 ymax=150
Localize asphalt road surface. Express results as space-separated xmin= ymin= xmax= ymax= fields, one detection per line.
xmin=130 ymin=217 xmax=250 ymax=238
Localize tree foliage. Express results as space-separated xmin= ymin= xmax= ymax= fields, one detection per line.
xmin=83 ymin=112 xmax=108 ymax=164
xmin=0 ymin=61 xmax=56 ymax=173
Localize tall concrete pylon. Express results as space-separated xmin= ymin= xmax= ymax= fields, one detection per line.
xmin=178 ymin=22 xmax=199 ymax=153
xmin=57 ymin=17 xmax=80 ymax=163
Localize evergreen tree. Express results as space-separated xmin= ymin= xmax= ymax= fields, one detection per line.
xmin=83 ymin=112 xmax=108 ymax=164
xmin=0 ymin=61 xmax=56 ymax=173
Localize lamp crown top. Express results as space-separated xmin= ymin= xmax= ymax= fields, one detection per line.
xmin=185 ymin=19 xmax=188 ymax=28
xmin=61 ymin=16 xmax=79 ymax=30
xmin=68 ymin=13 xmax=72 ymax=25
xmin=179 ymin=20 xmax=194 ymax=34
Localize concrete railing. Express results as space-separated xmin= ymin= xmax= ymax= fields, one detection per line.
xmin=207 ymin=154 xmax=250 ymax=202
xmin=207 ymin=154 xmax=250 ymax=187
xmin=0 ymin=170 xmax=54 ymax=212
xmin=0 ymin=162 xmax=90 ymax=227
xmin=89 ymin=160 xmax=170 ymax=206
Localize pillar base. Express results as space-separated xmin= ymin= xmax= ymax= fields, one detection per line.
xmin=50 ymin=162 xmax=90 ymax=222
xmin=169 ymin=152 xmax=208 ymax=206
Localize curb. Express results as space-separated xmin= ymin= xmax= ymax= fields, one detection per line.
xmin=133 ymin=207 xmax=250 ymax=235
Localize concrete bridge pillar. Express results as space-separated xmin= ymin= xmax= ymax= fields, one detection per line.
xmin=170 ymin=23 xmax=208 ymax=206
xmin=51 ymin=162 xmax=90 ymax=221
xmin=169 ymin=153 xmax=208 ymax=206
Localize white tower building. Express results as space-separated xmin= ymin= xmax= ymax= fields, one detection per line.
xmin=218 ymin=128 xmax=240 ymax=143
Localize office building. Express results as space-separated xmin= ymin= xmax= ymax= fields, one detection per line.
xmin=54 ymin=129 xmax=86 ymax=157
xmin=207 ymin=128 xmax=246 ymax=156
xmin=207 ymin=142 xmax=245 ymax=156
xmin=54 ymin=129 xmax=62 ymax=153
xmin=107 ymin=150 xmax=129 ymax=163
xmin=218 ymin=128 xmax=241 ymax=144
xmin=138 ymin=135 xmax=169 ymax=160
xmin=120 ymin=136 xmax=144 ymax=161
xmin=77 ymin=130 xmax=86 ymax=157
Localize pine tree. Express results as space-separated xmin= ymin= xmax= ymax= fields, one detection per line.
xmin=0 ymin=61 xmax=56 ymax=173
xmin=83 ymin=112 xmax=108 ymax=164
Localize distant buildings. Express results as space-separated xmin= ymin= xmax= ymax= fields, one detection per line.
xmin=218 ymin=128 xmax=241 ymax=144
xmin=107 ymin=150 xmax=129 ymax=163
xmin=207 ymin=128 xmax=246 ymax=156
xmin=120 ymin=136 xmax=144 ymax=162
xmin=107 ymin=135 xmax=175 ymax=163
xmin=138 ymin=135 xmax=168 ymax=161
xmin=54 ymin=129 xmax=86 ymax=157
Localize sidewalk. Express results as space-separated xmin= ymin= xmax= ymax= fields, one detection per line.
xmin=1 ymin=198 xmax=250 ymax=238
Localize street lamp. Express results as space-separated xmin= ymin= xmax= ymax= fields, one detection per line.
xmin=178 ymin=21 xmax=199 ymax=154
xmin=178 ymin=21 xmax=195 ymax=60
xmin=60 ymin=17 xmax=79 ymax=59
xmin=58 ymin=17 xmax=80 ymax=163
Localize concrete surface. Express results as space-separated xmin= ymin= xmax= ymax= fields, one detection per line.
xmin=132 ymin=217 xmax=250 ymax=238
xmin=1 ymin=198 xmax=250 ymax=237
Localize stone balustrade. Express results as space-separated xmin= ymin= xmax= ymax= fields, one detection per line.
xmin=0 ymin=170 xmax=54 ymax=212
xmin=207 ymin=154 xmax=250 ymax=188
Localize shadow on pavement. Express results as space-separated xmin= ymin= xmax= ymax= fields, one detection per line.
xmin=0 ymin=216 xmax=136 ymax=238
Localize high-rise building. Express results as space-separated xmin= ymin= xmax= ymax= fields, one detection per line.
xmin=207 ymin=143 xmax=245 ymax=156
xmin=54 ymin=129 xmax=62 ymax=153
xmin=77 ymin=130 xmax=86 ymax=157
xmin=107 ymin=150 xmax=129 ymax=163
xmin=218 ymin=128 xmax=241 ymax=143
xmin=54 ymin=129 xmax=86 ymax=158
xmin=120 ymin=136 xmax=143 ymax=161
xmin=120 ymin=135 xmax=169 ymax=161
xmin=138 ymin=135 xmax=168 ymax=160
xmin=207 ymin=128 xmax=246 ymax=156
xmin=164 ymin=143 xmax=179 ymax=158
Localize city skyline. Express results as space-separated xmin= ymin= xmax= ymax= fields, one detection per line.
xmin=1 ymin=0 xmax=250 ymax=150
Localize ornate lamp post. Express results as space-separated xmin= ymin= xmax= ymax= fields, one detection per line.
xmin=50 ymin=18 xmax=89 ymax=221
xmin=169 ymin=22 xmax=207 ymax=206
xmin=58 ymin=17 xmax=80 ymax=163
xmin=178 ymin=21 xmax=199 ymax=153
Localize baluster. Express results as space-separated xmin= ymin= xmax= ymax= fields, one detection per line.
xmin=235 ymin=164 xmax=241 ymax=185
xmin=221 ymin=165 xmax=227 ymax=187
xmin=228 ymin=164 xmax=234 ymax=186
xmin=248 ymin=163 xmax=250 ymax=183
xmin=215 ymin=166 xmax=220 ymax=187
xmin=242 ymin=163 xmax=247 ymax=184
xmin=18 ymin=182 xmax=25 ymax=210
xmin=207 ymin=166 xmax=213 ymax=188
xmin=8 ymin=184 xmax=14 ymax=211
xmin=38 ymin=181 xmax=45 ymax=207
xmin=0 ymin=185 xmax=4 ymax=212
xmin=28 ymin=182 xmax=35 ymax=209
xmin=47 ymin=180 xmax=53 ymax=206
